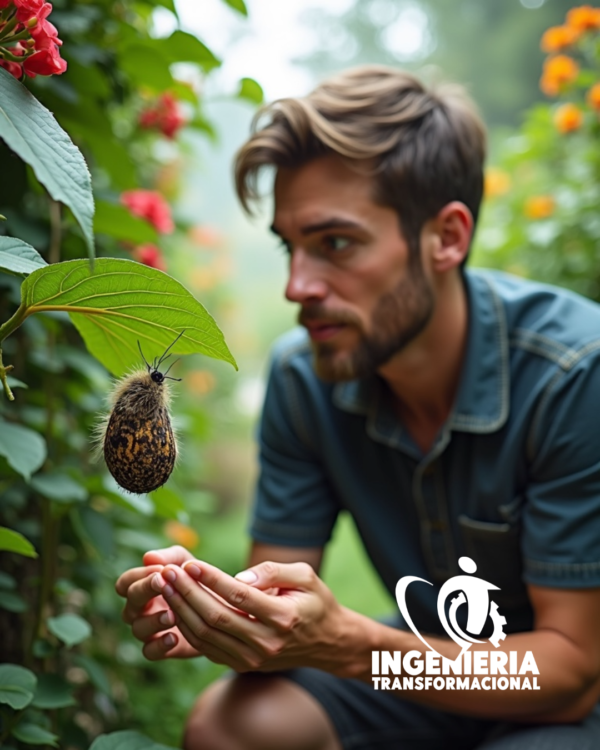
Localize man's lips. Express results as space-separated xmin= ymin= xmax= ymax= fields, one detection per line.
xmin=302 ymin=321 xmax=347 ymax=342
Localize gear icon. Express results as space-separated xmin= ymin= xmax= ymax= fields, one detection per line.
xmin=488 ymin=601 xmax=507 ymax=648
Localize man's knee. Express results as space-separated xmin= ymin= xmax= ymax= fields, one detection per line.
xmin=183 ymin=673 xmax=340 ymax=750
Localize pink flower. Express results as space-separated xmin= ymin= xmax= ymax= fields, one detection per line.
xmin=134 ymin=244 xmax=167 ymax=271
xmin=23 ymin=45 xmax=66 ymax=76
xmin=14 ymin=0 xmax=48 ymax=23
xmin=121 ymin=189 xmax=174 ymax=234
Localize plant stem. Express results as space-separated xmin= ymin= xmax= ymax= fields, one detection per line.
xmin=29 ymin=497 xmax=55 ymax=661
xmin=0 ymin=301 xmax=27 ymax=345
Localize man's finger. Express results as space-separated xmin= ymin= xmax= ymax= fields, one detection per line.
xmin=143 ymin=545 xmax=194 ymax=567
xmin=131 ymin=609 xmax=175 ymax=642
xmin=141 ymin=631 xmax=181 ymax=661
xmin=115 ymin=565 xmax=163 ymax=597
xmin=181 ymin=559 xmax=312 ymax=626
xmin=121 ymin=572 xmax=167 ymax=624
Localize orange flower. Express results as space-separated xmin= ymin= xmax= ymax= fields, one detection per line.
xmin=587 ymin=82 xmax=600 ymax=110
xmin=541 ymin=25 xmax=579 ymax=53
xmin=164 ymin=521 xmax=199 ymax=550
xmin=554 ymin=103 xmax=584 ymax=133
xmin=524 ymin=196 xmax=555 ymax=220
xmin=484 ymin=168 xmax=511 ymax=199
xmin=566 ymin=5 xmax=600 ymax=32
xmin=540 ymin=54 xmax=580 ymax=96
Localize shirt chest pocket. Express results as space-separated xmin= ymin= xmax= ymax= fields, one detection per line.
xmin=458 ymin=513 xmax=530 ymax=610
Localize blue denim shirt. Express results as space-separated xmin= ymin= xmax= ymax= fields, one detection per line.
xmin=250 ymin=270 xmax=600 ymax=635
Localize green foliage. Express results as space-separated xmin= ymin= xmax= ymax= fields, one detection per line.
xmin=0 ymin=0 xmax=262 ymax=748
xmin=473 ymin=12 xmax=600 ymax=300
xmin=237 ymin=77 xmax=264 ymax=105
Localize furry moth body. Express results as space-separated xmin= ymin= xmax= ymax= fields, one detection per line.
xmin=99 ymin=336 xmax=182 ymax=494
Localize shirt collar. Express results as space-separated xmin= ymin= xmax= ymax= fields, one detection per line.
xmin=332 ymin=270 xmax=510 ymax=436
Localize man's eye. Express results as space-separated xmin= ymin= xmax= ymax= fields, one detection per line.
xmin=324 ymin=236 xmax=351 ymax=252
xmin=278 ymin=239 xmax=292 ymax=255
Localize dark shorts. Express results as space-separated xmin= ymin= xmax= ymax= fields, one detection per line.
xmin=280 ymin=667 xmax=600 ymax=750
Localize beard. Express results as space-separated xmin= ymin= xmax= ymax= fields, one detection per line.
xmin=302 ymin=258 xmax=434 ymax=382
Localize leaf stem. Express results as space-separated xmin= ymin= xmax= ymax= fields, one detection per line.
xmin=0 ymin=301 xmax=27 ymax=344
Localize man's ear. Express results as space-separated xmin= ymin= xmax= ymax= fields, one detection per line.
xmin=429 ymin=202 xmax=473 ymax=272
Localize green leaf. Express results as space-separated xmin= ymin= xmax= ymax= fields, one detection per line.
xmin=237 ymin=77 xmax=264 ymax=105
xmin=5 ymin=376 xmax=28 ymax=390
xmin=31 ymin=674 xmax=75 ymax=709
xmin=30 ymin=472 xmax=88 ymax=503
xmin=0 ymin=237 xmax=47 ymax=277
xmin=0 ymin=590 xmax=28 ymax=613
xmin=151 ymin=485 xmax=186 ymax=519
xmin=90 ymin=730 xmax=179 ymax=750
xmin=11 ymin=722 xmax=59 ymax=747
xmin=0 ymin=665 xmax=36 ymax=710
xmin=47 ymin=613 xmax=92 ymax=647
xmin=119 ymin=44 xmax=173 ymax=91
xmin=0 ymin=68 xmax=95 ymax=260
xmin=0 ymin=527 xmax=38 ymax=558
xmin=20 ymin=258 xmax=237 ymax=376
xmin=0 ymin=422 xmax=46 ymax=480
xmin=73 ymin=506 xmax=114 ymax=558
xmin=222 ymin=0 xmax=248 ymax=15
xmin=94 ymin=202 xmax=158 ymax=244
xmin=158 ymin=31 xmax=221 ymax=71
xmin=0 ymin=685 xmax=32 ymax=710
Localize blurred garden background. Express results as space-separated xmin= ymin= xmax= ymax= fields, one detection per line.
xmin=1 ymin=0 xmax=599 ymax=747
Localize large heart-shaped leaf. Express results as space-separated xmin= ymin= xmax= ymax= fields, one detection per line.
xmin=0 ymin=664 xmax=36 ymax=710
xmin=47 ymin=613 xmax=92 ymax=647
xmin=0 ymin=68 xmax=94 ymax=259
xmin=18 ymin=258 xmax=237 ymax=376
xmin=0 ymin=237 xmax=47 ymax=277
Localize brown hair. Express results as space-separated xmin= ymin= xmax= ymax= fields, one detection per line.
xmin=234 ymin=65 xmax=486 ymax=263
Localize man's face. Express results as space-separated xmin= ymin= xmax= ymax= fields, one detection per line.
xmin=272 ymin=154 xmax=435 ymax=382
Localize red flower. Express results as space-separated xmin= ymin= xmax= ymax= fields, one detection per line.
xmin=134 ymin=244 xmax=167 ymax=271
xmin=23 ymin=45 xmax=66 ymax=76
xmin=0 ymin=59 xmax=23 ymax=79
xmin=139 ymin=92 xmax=186 ymax=139
xmin=14 ymin=0 xmax=47 ymax=23
xmin=121 ymin=189 xmax=174 ymax=234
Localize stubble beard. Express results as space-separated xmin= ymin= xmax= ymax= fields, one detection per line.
xmin=309 ymin=260 xmax=435 ymax=383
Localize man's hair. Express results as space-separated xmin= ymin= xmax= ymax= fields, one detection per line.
xmin=234 ymin=65 xmax=486 ymax=263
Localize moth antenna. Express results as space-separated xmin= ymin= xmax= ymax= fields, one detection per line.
xmin=165 ymin=376 xmax=182 ymax=382
xmin=138 ymin=340 xmax=152 ymax=372
xmin=163 ymin=358 xmax=180 ymax=378
xmin=156 ymin=330 xmax=186 ymax=369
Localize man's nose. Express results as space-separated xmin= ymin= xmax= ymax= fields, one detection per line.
xmin=284 ymin=249 xmax=327 ymax=304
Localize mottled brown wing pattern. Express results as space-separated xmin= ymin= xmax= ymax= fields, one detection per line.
xmin=104 ymin=404 xmax=176 ymax=494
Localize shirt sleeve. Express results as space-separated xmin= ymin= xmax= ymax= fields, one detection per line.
xmin=522 ymin=349 xmax=600 ymax=587
xmin=249 ymin=345 xmax=340 ymax=548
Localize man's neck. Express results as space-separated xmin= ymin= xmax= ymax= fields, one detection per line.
xmin=377 ymin=272 xmax=469 ymax=454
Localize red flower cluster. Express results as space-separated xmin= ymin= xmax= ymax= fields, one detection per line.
xmin=121 ymin=189 xmax=174 ymax=234
xmin=0 ymin=0 xmax=66 ymax=79
xmin=139 ymin=93 xmax=186 ymax=139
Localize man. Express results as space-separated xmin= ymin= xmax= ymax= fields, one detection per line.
xmin=116 ymin=66 xmax=600 ymax=749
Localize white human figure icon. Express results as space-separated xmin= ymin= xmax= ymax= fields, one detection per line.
xmin=437 ymin=556 xmax=499 ymax=651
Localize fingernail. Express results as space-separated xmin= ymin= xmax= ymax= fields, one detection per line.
xmin=163 ymin=568 xmax=176 ymax=583
xmin=159 ymin=611 xmax=174 ymax=626
xmin=163 ymin=633 xmax=176 ymax=648
xmin=163 ymin=583 xmax=174 ymax=597
xmin=151 ymin=573 xmax=164 ymax=592
xmin=235 ymin=570 xmax=258 ymax=584
xmin=184 ymin=563 xmax=201 ymax=579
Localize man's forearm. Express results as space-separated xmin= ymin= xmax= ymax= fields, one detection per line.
xmin=336 ymin=607 xmax=600 ymax=723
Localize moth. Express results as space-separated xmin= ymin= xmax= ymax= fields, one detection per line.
xmin=98 ymin=332 xmax=183 ymax=494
